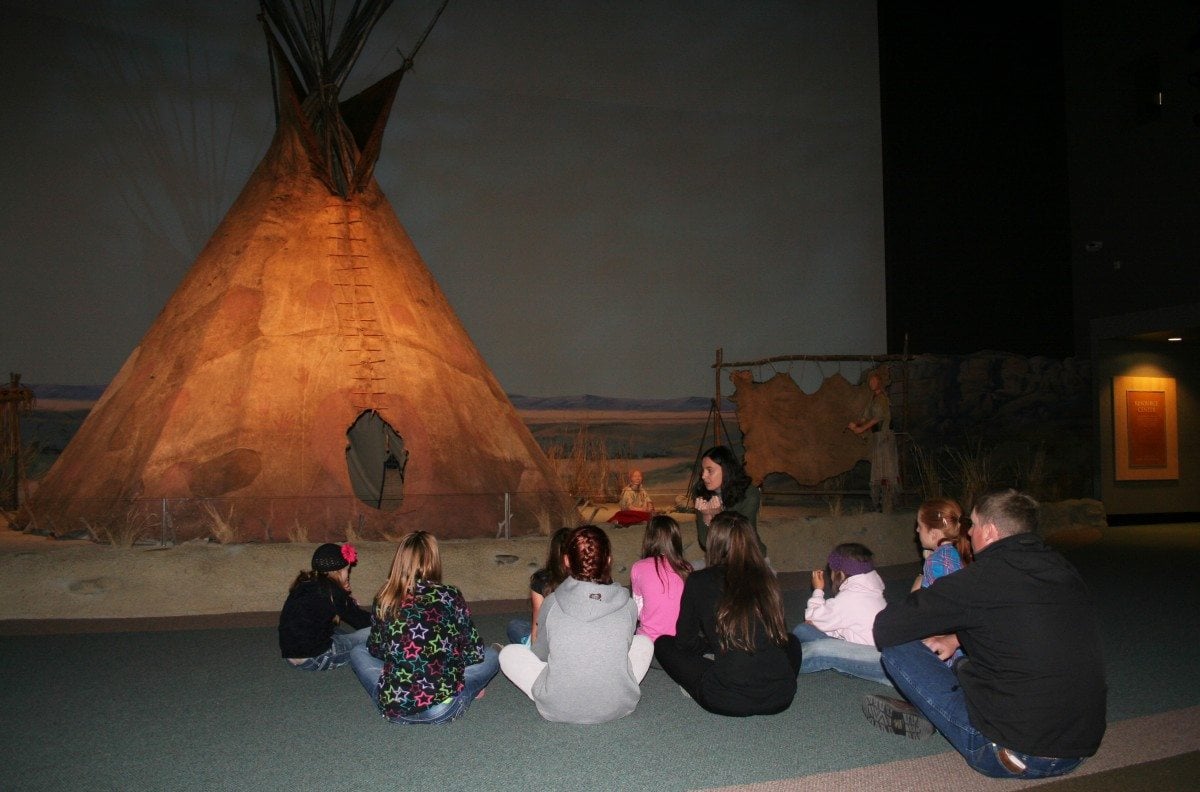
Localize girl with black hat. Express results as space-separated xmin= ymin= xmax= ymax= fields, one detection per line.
xmin=277 ymin=542 xmax=371 ymax=670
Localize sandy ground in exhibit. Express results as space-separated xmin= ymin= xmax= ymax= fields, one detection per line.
xmin=0 ymin=497 xmax=1104 ymax=623
xmin=1 ymin=502 xmax=932 ymax=622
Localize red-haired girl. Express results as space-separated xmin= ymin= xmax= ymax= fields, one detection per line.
xmin=499 ymin=525 xmax=653 ymax=723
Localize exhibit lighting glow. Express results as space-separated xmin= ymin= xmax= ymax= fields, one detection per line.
xmin=1168 ymin=337 xmax=1182 ymax=342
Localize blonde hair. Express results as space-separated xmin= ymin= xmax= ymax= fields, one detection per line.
xmin=375 ymin=531 xmax=442 ymax=620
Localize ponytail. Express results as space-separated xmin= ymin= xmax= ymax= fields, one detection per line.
xmin=918 ymin=498 xmax=973 ymax=566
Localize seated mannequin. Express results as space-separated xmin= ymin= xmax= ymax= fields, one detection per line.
xmin=610 ymin=470 xmax=654 ymax=526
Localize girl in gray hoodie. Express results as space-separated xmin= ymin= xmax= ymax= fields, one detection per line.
xmin=499 ymin=525 xmax=655 ymax=723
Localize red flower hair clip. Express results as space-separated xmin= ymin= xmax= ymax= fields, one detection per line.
xmin=340 ymin=543 xmax=358 ymax=565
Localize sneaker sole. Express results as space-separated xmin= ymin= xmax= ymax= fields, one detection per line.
xmin=861 ymin=694 xmax=935 ymax=740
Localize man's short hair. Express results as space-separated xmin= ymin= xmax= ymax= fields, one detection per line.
xmin=973 ymin=488 xmax=1039 ymax=537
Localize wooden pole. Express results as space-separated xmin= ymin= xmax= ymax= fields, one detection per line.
xmin=717 ymin=351 xmax=911 ymax=368
xmin=1 ymin=373 xmax=36 ymax=510
xmin=713 ymin=348 xmax=723 ymax=447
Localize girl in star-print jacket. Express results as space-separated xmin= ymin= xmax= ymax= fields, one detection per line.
xmin=349 ymin=532 xmax=499 ymax=724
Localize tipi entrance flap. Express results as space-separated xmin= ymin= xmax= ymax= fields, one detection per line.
xmin=346 ymin=410 xmax=407 ymax=511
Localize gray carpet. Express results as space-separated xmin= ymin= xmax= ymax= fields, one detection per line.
xmin=2 ymin=525 xmax=1196 ymax=791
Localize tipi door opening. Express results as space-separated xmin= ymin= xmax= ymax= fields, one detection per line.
xmin=346 ymin=410 xmax=407 ymax=511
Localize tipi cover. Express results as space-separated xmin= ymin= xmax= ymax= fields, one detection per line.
xmin=27 ymin=2 xmax=574 ymax=543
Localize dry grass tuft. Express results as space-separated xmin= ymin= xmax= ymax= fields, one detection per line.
xmin=545 ymin=423 xmax=628 ymax=502
xmin=820 ymin=471 xmax=850 ymax=517
xmin=200 ymin=501 xmax=237 ymax=544
xmin=84 ymin=503 xmax=156 ymax=547
xmin=286 ymin=520 xmax=309 ymax=544
xmin=946 ymin=441 xmax=992 ymax=510
xmin=1017 ymin=442 xmax=1048 ymax=500
xmin=533 ymin=504 xmax=555 ymax=535
xmin=911 ymin=443 xmax=944 ymax=502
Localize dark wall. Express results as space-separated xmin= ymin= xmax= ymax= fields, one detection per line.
xmin=878 ymin=4 xmax=1073 ymax=357
xmin=1063 ymin=0 xmax=1200 ymax=344
xmin=878 ymin=2 xmax=1200 ymax=357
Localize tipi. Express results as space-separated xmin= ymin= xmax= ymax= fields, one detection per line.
xmin=28 ymin=1 xmax=575 ymax=543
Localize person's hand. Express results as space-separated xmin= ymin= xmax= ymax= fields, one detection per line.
xmin=811 ymin=569 xmax=825 ymax=590
xmin=922 ymin=633 xmax=960 ymax=661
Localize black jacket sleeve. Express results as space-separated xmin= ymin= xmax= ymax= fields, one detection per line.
xmin=873 ymin=572 xmax=974 ymax=649
xmin=674 ymin=571 xmax=716 ymax=656
xmin=333 ymin=587 xmax=372 ymax=630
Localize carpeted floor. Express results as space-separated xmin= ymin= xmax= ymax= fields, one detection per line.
xmin=1 ymin=524 xmax=1196 ymax=791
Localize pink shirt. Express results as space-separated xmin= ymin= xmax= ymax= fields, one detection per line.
xmin=630 ymin=556 xmax=687 ymax=642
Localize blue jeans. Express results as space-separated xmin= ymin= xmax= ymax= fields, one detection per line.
xmin=792 ymin=623 xmax=891 ymax=687
xmin=285 ymin=627 xmax=369 ymax=671
xmin=880 ymin=640 xmax=1084 ymax=779
xmin=506 ymin=618 xmax=532 ymax=644
xmin=349 ymin=644 xmax=500 ymax=725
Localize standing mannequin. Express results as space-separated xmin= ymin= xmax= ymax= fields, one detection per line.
xmin=848 ymin=373 xmax=899 ymax=511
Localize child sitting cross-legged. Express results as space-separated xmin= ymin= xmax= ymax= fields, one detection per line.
xmin=499 ymin=525 xmax=654 ymax=724
xmin=349 ymin=531 xmax=499 ymax=725
xmin=791 ymin=542 xmax=891 ymax=686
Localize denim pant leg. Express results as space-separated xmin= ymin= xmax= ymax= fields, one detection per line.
xmin=792 ymin=623 xmax=829 ymax=643
xmin=328 ymin=626 xmax=370 ymax=666
xmin=462 ymin=645 xmax=501 ymax=700
xmin=882 ymin=640 xmax=1023 ymax=777
xmin=1008 ymin=755 xmax=1084 ymax=780
xmin=882 ymin=641 xmax=1084 ymax=778
xmin=390 ymin=697 xmax=462 ymax=725
xmin=800 ymin=637 xmax=891 ymax=686
xmin=506 ymin=618 xmax=532 ymax=644
xmin=349 ymin=643 xmax=384 ymax=705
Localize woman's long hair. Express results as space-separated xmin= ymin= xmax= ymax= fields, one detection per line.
xmin=375 ymin=531 xmax=442 ymax=620
xmin=705 ymin=511 xmax=787 ymax=651
xmin=917 ymin=498 xmax=973 ymax=565
xmin=692 ymin=445 xmax=751 ymax=507
xmin=640 ymin=515 xmax=692 ymax=585
xmin=564 ymin=525 xmax=613 ymax=584
xmin=541 ymin=526 xmax=572 ymax=595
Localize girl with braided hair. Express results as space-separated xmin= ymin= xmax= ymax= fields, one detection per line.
xmin=498 ymin=525 xmax=654 ymax=723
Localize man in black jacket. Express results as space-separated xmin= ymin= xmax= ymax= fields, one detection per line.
xmin=866 ymin=488 xmax=1107 ymax=779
